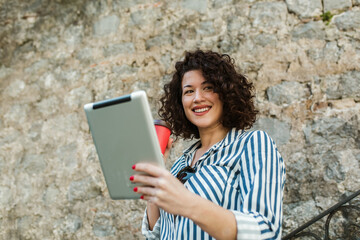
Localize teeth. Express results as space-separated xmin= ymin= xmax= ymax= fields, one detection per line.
xmin=194 ymin=107 xmax=210 ymax=113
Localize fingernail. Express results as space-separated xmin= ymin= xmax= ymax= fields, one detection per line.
xmin=133 ymin=187 xmax=138 ymax=192
xmin=129 ymin=176 xmax=134 ymax=181
xmin=132 ymin=164 xmax=136 ymax=170
xmin=140 ymin=195 xmax=144 ymax=199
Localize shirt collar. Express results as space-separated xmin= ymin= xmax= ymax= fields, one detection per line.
xmin=182 ymin=140 xmax=201 ymax=156
xmin=182 ymin=128 xmax=241 ymax=156
xmin=223 ymin=128 xmax=242 ymax=147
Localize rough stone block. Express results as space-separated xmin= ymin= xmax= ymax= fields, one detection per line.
xmin=324 ymin=0 xmax=352 ymax=13
xmin=254 ymin=33 xmax=277 ymax=47
xmin=323 ymin=41 xmax=342 ymax=62
xmin=210 ymin=0 xmax=233 ymax=8
xmin=64 ymin=25 xmax=84 ymax=46
xmin=0 ymin=186 xmax=11 ymax=205
xmin=146 ymin=35 xmax=172 ymax=50
xmin=112 ymin=0 xmax=147 ymax=9
xmin=76 ymin=47 xmax=94 ymax=63
xmin=291 ymin=21 xmax=325 ymax=40
xmin=103 ymin=43 xmax=135 ymax=57
xmin=0 ymin=128 xmax=21 ymax=147
xmin=64 ymin=86 xmax=92 ymax=110
xmin=36 ymin=96 xmax=60 ymax=117
xmin=93 ymin=15 xmax=120 ymax=36
xmin=112 ymin=65 xmax=138 ymax=76
xmin=84 ymin=0 xmax=108 ymax=18
xmin=266 ymin=81 xmax=310 ymax=105
xmin=56 ymin=142 xmax=78 ymax=169
xmin=4 ymin=104 xmax=30 ymax=126
xmin=306 ymin=41 xmax=341 ymax=62
xmin=38 ymin=72 xmax=57 ymax=90
xmin=57 ymin=69 xmax=81 ymax=85
xmin=61 ymin=214 xmax=82 ymax=233
xmin=325 ymin=71 xmax=360 ymax=100
xmin=4 ymin=79 xmax=26 ymax=98
xmin=181 ymin=0 xmax=207 ymax=13
xmin=16 ymin=178 xmax=34 ymax=204
xmin=43 ymin=185 xmax=60 ymax=205
xmin=0 ymin=155 xmax=4 ymax=170
xmin=129 ymin=9 xmax=162 ymax=27
xmin=322 ymin=151 xmax=345 ymax=182
xmin=17 ymin=216 xmax=40 ymax=237
xmin=196 ymin=21 xmax=216 ymax=37
xmin=334 ymin=10 xmax=360 ymax=31
xmin=93 ymin=211 xmax=116 ymax=237
xmin=0 ymin=66 xmax=12 ymax=79
xmin=39 ymin=35 xmax=59 ymax=51
xmin=251 ymin=118 xmax=291 ymax=146
xmin=285 ymin=0 xmax=322 ymax=19
xmin=303 ymin=117 xmax=358 ymax=146
xmin=19 ymin=154 xmax=47 ymax=175
xmin=250 ymin=2 xmax=288 ymax=30
xmin=67 ymin=177 xmax=101 ymax=202
xmin=284 ymin=200 xmax=320 ymax=230
xmin=24 ymin=59 xmax=49 ymax=74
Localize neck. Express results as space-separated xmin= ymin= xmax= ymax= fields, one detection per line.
xmin=198 ymin=124 xmax=229 ymax=150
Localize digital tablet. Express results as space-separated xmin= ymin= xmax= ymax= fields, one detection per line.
xmin=84 ymin=91 xmax=164 ymax=199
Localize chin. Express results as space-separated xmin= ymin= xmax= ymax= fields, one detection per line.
xmin=194 ymin=122 xmax=216 ymax=129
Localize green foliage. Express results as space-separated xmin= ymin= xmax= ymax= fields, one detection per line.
xmin=321 ymin=11 xmax=333 ymax=25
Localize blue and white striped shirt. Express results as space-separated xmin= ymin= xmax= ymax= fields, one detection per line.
xmin=142 ymin=128 xmax=286 ymax=239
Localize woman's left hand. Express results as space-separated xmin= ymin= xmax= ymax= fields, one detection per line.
xmin=131 ymin=163 xmax=194 ymax=216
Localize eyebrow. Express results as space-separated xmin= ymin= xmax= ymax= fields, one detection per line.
xmin=182 ymin=81 xmax=211 ymax=89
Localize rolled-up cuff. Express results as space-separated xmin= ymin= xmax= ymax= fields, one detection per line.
xmin=230 ymin=211 xmax=262 ymax=240
xmin=141 ymin=208 xmax=161 ymax=239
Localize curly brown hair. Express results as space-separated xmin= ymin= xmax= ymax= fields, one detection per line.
xmin=159 ymin=50 xmax=258 ymax=139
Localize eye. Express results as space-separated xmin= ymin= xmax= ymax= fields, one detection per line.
xmin=204 ymin=85 xmax=214 ymax=91
xmin=183 ymin=89 xmax=193 ymax=95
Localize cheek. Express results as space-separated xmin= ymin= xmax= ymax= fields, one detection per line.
xmin=182 ymin=97 xmax=191 ymax=109
xmin=181 ymin=98 xmax=185 ymax=110
xmin=210 ymin=93 xmax=221 ymax=104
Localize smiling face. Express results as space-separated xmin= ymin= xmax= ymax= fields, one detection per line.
xmin=181 ymin=70 xmax=224 ymax=131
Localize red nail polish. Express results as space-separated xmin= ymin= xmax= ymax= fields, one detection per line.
xmin=129 ymin=176 xmax=134 ymax=181
xmin=133 ymin=187 xmax=138 ymax=192
xmin=132 ymin=164 xmax=136 ymax=170
xmin=140 ymin=195 xmax=144 ymax=199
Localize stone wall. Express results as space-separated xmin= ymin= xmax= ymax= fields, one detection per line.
xmin=0 ymin=0 xmax=359 ymax=239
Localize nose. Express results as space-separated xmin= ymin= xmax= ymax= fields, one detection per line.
xmin=193 ymin=90 xmax=204 ymax=102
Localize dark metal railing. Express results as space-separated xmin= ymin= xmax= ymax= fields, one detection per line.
xmin=282 ymin=189 xmax=360 ymax=240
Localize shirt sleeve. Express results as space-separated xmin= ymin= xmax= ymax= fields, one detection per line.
xmin=235 ymin=130 xmax=286 ymax=240
xmin=230 ymin=210 xmax=263 ymax=239
xmin=141 ymin=208 xmax=161 ymax=240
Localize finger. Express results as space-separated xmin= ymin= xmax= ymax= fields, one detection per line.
xmin=136 ymin=185 xmax=160 ymax=197
xmin=133 ymin=163 xmax=168 ymax=177
xmin=141 ymin=194 xmax=158 ymax=204
xmin=131 ymin=174 xmax=160 ymax=187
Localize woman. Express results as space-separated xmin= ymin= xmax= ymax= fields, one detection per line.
xmin=131 ymin=50 xmax=285 ymax=239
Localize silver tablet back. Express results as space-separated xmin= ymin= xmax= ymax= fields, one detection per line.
xmin=84 ymin=91 xmax=164 ymax=199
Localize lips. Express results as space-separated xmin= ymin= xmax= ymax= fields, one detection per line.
xmin=194 ymin=107 xmax=210 ymax=113
xmin=192 ymin=105 xmax=212 ymax=114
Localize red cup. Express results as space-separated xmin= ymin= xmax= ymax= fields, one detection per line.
xmin=154 ymin=120 xmax=171 ymax=154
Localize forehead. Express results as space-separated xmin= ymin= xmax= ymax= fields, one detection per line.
xmin=181 ymin=70 xmax=207 ymax=87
